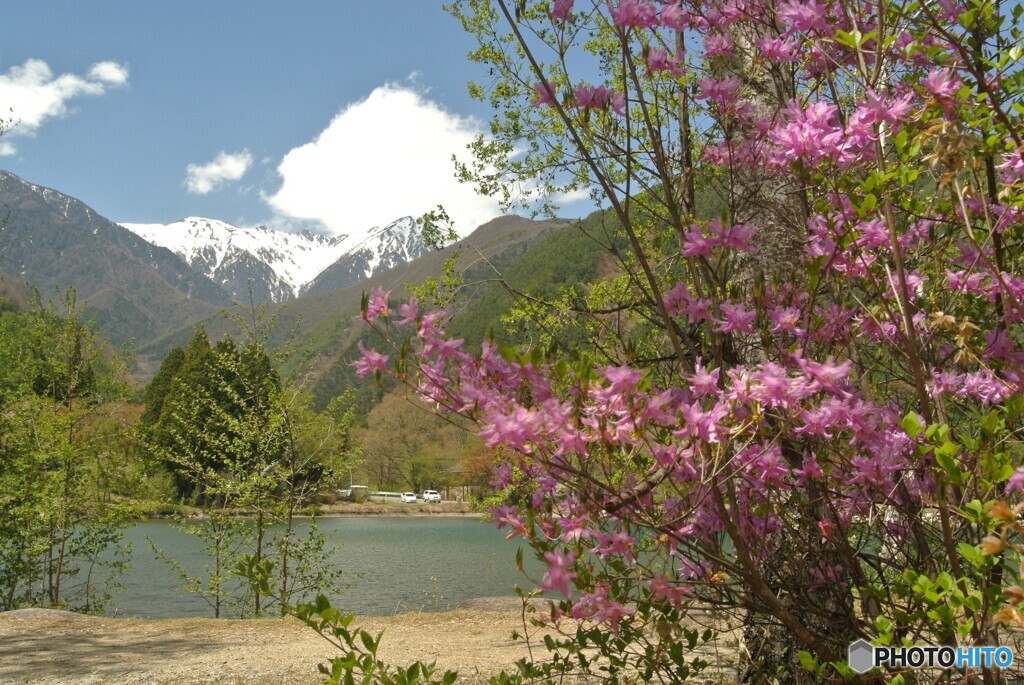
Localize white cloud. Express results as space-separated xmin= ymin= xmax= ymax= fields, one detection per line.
xmin=266 ymin=84 xmax=502 ymax=239
xmin=87 ymin=61 xmax=129 ymax=86
xmin=0 ymin=58 xmax=129 ymax=152
xmin=185 ymin=150 xmax=254 ymax=195
xmin=0 ymin=142 xmax=15 ymax=157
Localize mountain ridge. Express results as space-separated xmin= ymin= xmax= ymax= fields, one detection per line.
xmin=0 ymin=170 xmax=230 ymax=347
xmin=120 ymin=215 xmax=431 ymax=302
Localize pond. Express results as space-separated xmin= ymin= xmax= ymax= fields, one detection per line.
xmin=110 ymin=516 xmax=539 ymax=618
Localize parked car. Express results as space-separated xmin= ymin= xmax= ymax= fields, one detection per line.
xmin=400 ymin=492 xmax=418 ymax=503
xmin=422 ymin=490 xmax=441 ymax=503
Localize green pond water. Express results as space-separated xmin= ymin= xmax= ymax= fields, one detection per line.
xmin=110 ymin=517 xmax=538 ymax=618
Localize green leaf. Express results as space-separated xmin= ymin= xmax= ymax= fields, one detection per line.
xmin=798 ymin=650 xmax=821 ymax=674
xmin=901 ymin=412 xmax=922 ymax=439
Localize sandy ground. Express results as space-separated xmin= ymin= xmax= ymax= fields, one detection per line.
xmin=0 ymin=599 xmax=741 ymax=684
xmin=0 ymin=600 xmax=540 ymax=685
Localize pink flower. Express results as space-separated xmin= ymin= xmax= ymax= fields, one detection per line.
xmin=592 ymin=529 xmax=637 ymax=559
xmin=550 ymin=0 xmax=574 ymax=21
xmin=479 ymin=406 xmax=542 ymax=452
xmin=685 ymin=297 xmax=714 ymax=324
xmin=702 ymin=33 xmax=734 ymax=57
xmin=711 ymin=220 xmax=756 ymax=251
xmin=794 ymin=453 xmax=824 ymax=484
xmin=862 ymin=88 xmax=914 ymax=126
xmin=921 ymin=68 xmax=961 ymax=102
xmin=608 ymin=0 xmax=658 ymax=28
xmin=603 ymin=364 xmax=644 ymax=393
xmin=687 ymin=359 xmax=720 ymax=397
xmin=418 ymin=309 xmax=446 ymax=339
xmin=363 ymin=287 xmax=390 ymax=322
xmin=584 ymin=583 xmax=635 ymax=633
xmin=645 ymin=47 xmax=683 ymax=76
xmin=681 ymin=224 xmax=712 ymax=256
xmin=694 ymin=75 xmax=741 ymax=104
xmin=1007 ymin=467 xmax=1024 ymax=493
xmin=797 ymin=356 xmax=852 ymax=392
xmin=532 ymin=81 xmax=557 ymax=108
xmin=489 ymin=505 xmax=529 ymax=539
xmin=996 ymin=148 xmax=1024 ymax=183
xmin=769 ymin=305 xmax=803 ymax=335
xmin=754 ymin=36 xmax=799 ymax=62
xmin=573 ymin=84 xmax=624 ymax=114
xmin=540 ymin=549 xmax=577 ymax=597
xmin=660 ymin=3 xmax=690 ymax=30
xmin=714 ymin=302 xmax=756 ymax=334
xmin=769 ymin=100 xmax=848 ymax=164
xmin=352 ymin=340 xmax=389 ymax=377
xmin=663 ymin=281 xmax=689 ymax=317
xmin=396 ymin=297 xmax=419 ymax=325
xmin=778 ymin=0 xmax=830 ymax=34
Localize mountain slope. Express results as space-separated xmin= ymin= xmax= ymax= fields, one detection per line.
xmin=284 ymin=215 xmax=570 ymax=408
xmin=0 ymin=171 xmax=231 ymax=348
xmin=134 ymin=215 xmax=569 ymax=405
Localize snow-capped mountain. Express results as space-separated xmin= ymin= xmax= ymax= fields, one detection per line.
xmin=303 ymin=216 xmax=429 ymax=296
xmin=120 ymin=216 xmax=429 ymax=302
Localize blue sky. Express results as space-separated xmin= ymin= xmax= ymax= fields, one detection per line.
xmin=1 ymin=2 xmax=587 ymax=238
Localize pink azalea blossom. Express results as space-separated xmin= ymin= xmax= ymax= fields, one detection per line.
xmin=685 ymin=297 xmax=714 ymax=324
xmin=608 ymin=0 xmax=658 ymax=28
xmin=754 ymin=35 xmax=799 ymax=62
xmin=1007 ymin=467 xmax=1024 ymax=493
xmin=363 ymin=287 xmax=391 ymax=322
xmin=648 ymin=574 xmax=693 ymax=606
xmin=663 ymin=281 xmax=689 ymax=317
xmin=702 ymin=33 xmax=734 ymax=57
xmin=572 ymin=84 xmax=625 ymax=114
xmin=769 ymin=100 xmax=848 ymax=164
xmin=769 ymin=306 xmax=803 ymax=335
xmin=479 ymin=406 xmax=542 ymax=452
xmin=996 ymin=148 xmax=1024 ymax=183
xmin=778 ymin=0 xmax=830 ymax=34
xmin=396 ymin=297 xmax=419 ymax=325
xmin=540 ymin=549 xmax=577 ymax=597
xmin=592 ymin=529 xmax=637 ymax=559
xmin=688 ymin=359 xmax=721 ymax=398
xmin=532 ymin=81 xmax=557 ymax=108
xmin=694 ymin=75 xmax=741 ymax=104
xmin=583 ymin=583 xmax=635 ymax=633
xmin=660 ymin=3 xmax=690 ymax=30
xmin=352 ymin=340 xmax=389 ymax=377
xmin=921 ymin=68 xmax=961 ymax=102
xmin=681 ymin=224 xmax=713 ymax=256
xmin=645 ymin=47 xmax=684 ymax=76
xmin=714 ymin=302 xmax=756 ymax=334
xmin=550 ymin=0 xmax=574 ymax=21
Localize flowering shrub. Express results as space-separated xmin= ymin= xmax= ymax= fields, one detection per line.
xmin=361 ymin=0 xmax=1024 ymax=681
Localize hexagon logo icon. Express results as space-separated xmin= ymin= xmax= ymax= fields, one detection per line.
xmin=848 ymin=639 xmax=875 ymax=674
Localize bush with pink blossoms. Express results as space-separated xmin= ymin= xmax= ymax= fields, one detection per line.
xmin=351 ymin=0 xmax=1024 ymax=682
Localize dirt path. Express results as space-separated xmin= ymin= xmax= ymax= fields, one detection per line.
xmin=0 ymin=603 xmax=537 ymax=685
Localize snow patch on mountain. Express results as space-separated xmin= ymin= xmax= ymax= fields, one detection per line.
xmin=119 ymin=216 xmax=427 ymax=301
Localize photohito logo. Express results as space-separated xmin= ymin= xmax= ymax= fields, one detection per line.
xmin=848 ymin=639 xmax=1014 ymax=673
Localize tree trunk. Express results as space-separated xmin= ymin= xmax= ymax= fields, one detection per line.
xmin=717 ymin=23 xmax=859 ymax=682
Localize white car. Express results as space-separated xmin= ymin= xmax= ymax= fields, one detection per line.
xmin=400 ymin=492 xmax=418 ymax=503
xmin=422 ymin=490 xmax=441 ymax=503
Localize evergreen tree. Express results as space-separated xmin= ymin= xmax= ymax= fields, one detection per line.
xmin=139 ymin=346 xmax=184 ymax=428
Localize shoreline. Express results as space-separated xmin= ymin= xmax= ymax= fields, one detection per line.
xmin=143 ymin=501 xmax=485 ymax=521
